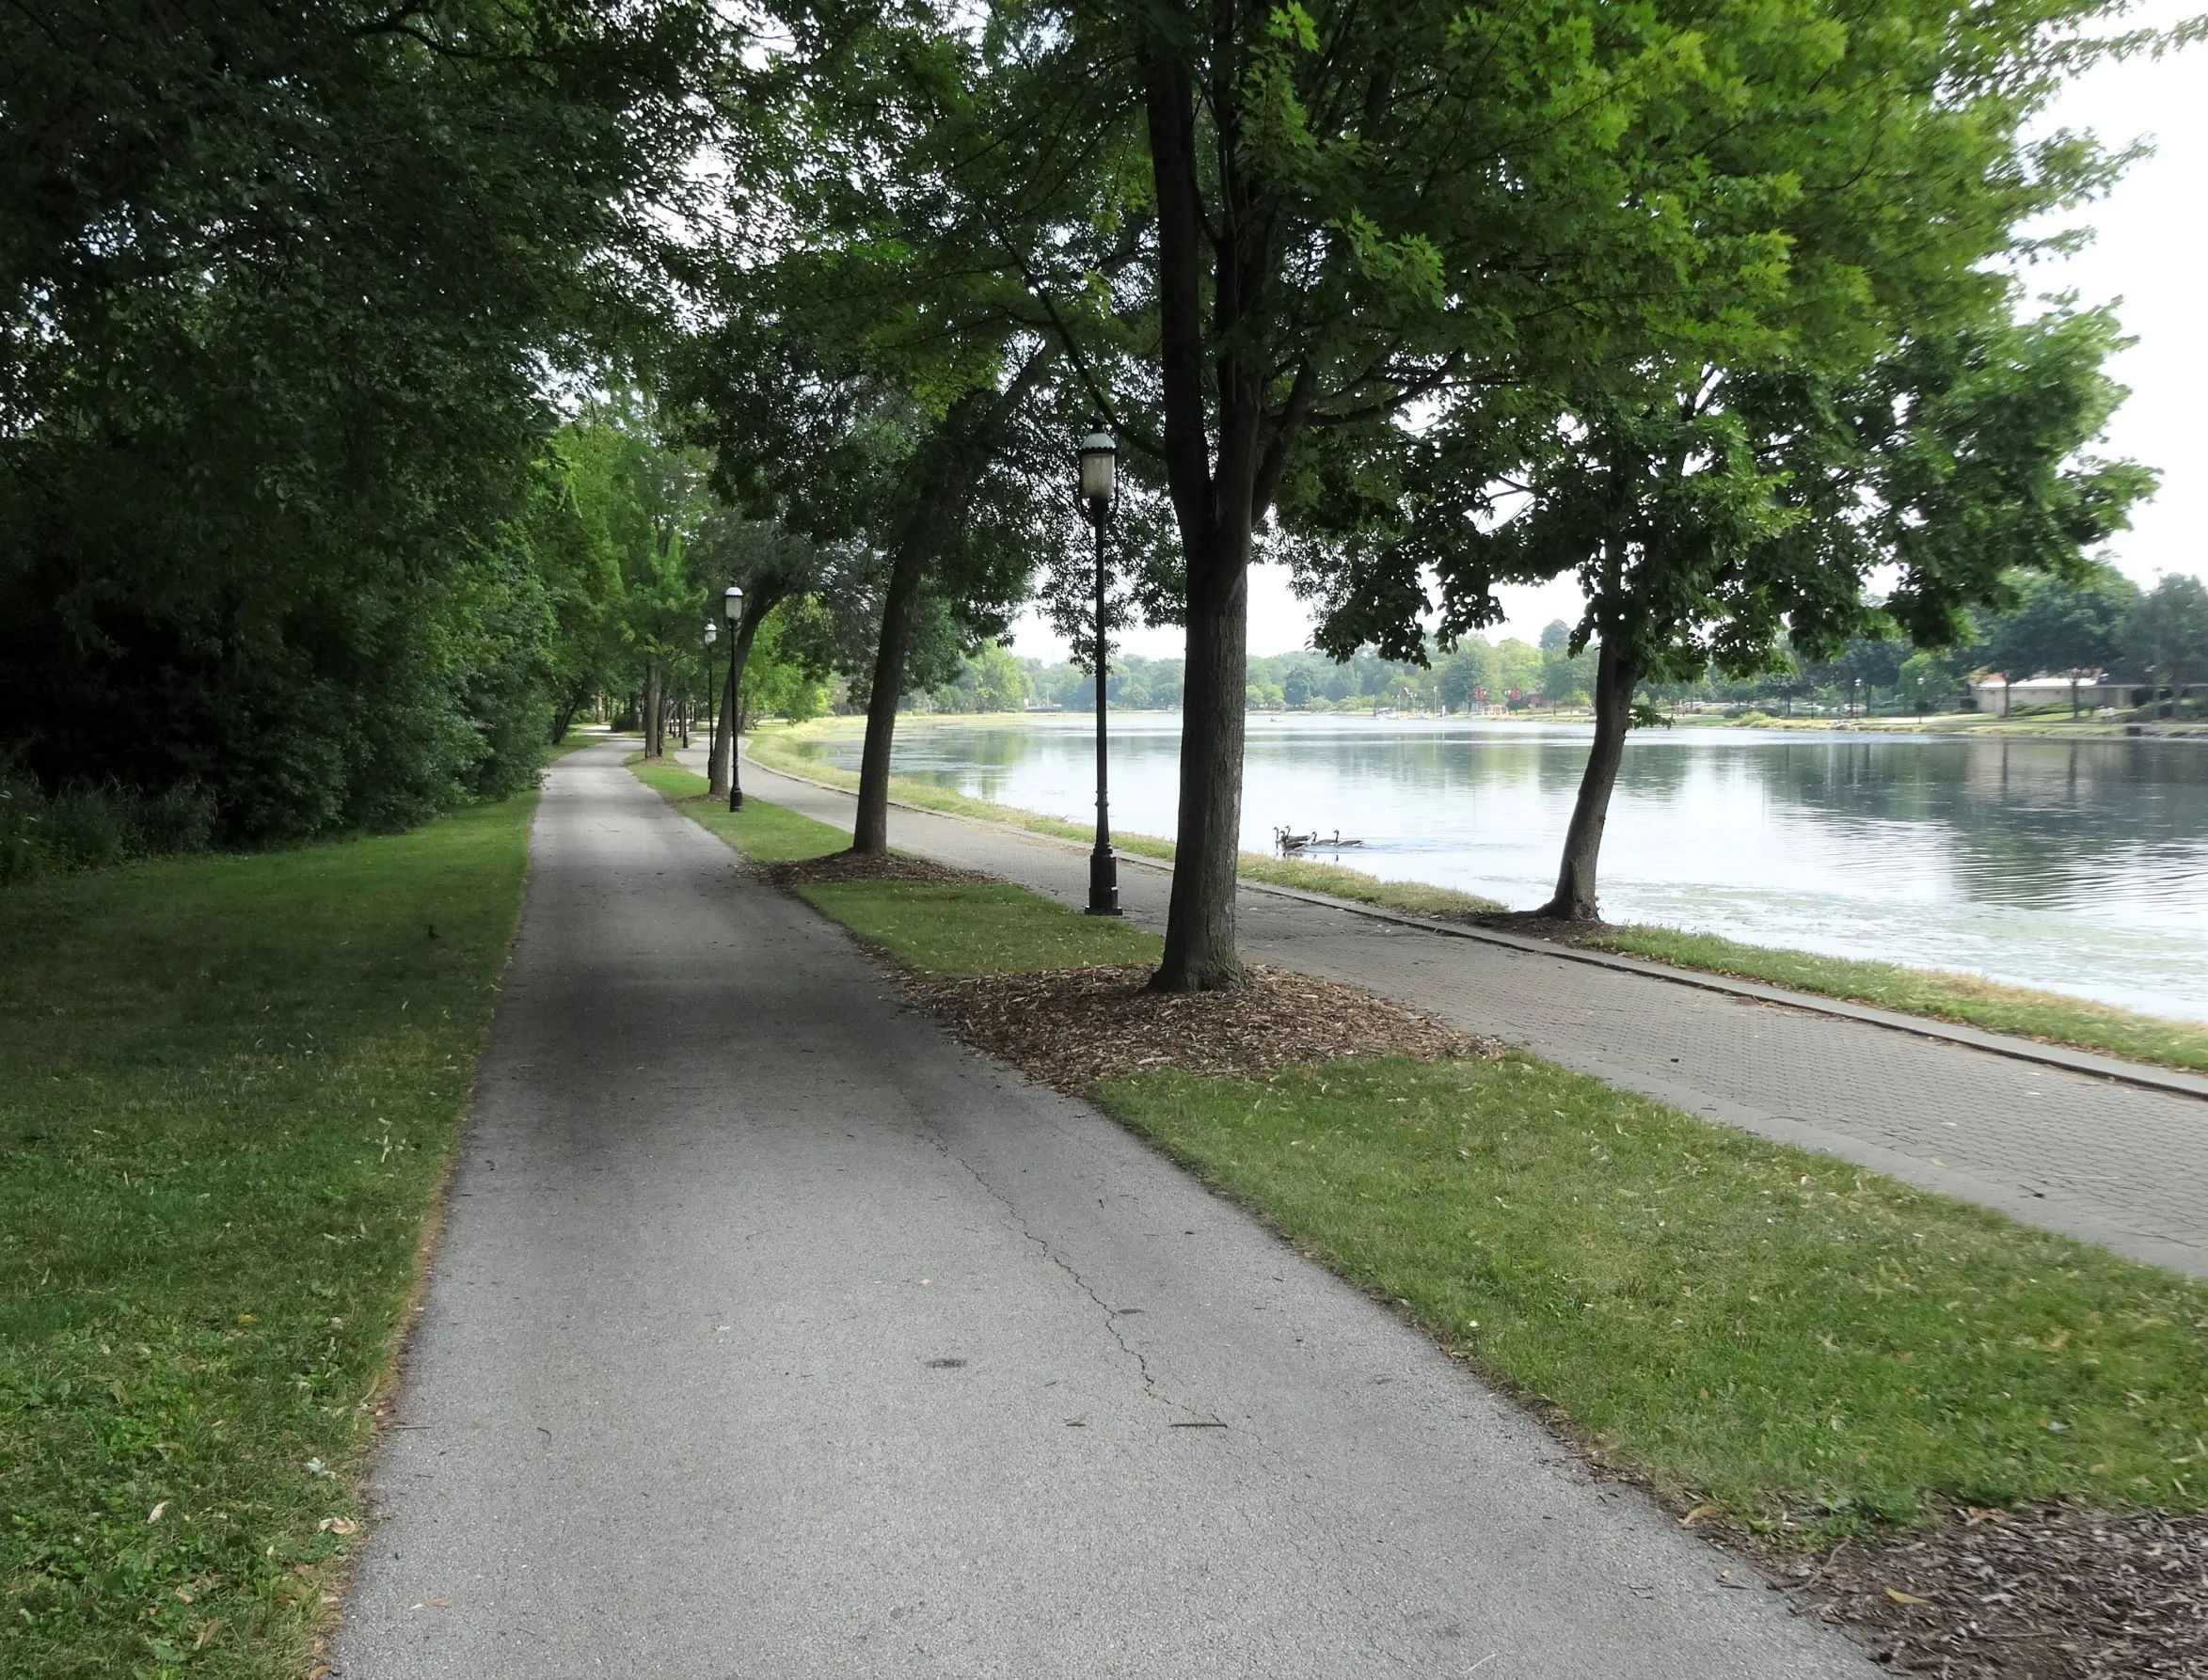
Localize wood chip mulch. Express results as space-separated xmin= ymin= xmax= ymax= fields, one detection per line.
xmin=910 ymin=961 xmax=1499 ymax=1092
xmin=758 ymin=851 xmax=993 ymax=888
xmin=1782 ymin=1503 xmax=2208 ymax=1675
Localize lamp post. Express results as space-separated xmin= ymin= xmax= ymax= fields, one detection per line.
xmin=723 ymin=584 xmax=745 ymax=811
xmin=704 ymin=618 xmax=720 ymax=768
xmin=1078 ymin=428 xmax=1121 ymax=916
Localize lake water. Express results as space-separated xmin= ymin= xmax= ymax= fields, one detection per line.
xmin=800 ymin=714 xmax=2208 ymax=1022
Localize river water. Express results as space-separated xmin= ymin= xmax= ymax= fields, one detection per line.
xmin=800 ymin=714 xmax=2208 ymax=1021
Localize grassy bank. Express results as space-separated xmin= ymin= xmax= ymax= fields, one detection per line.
xmin=0 ymin=796 xmax=536 ymax=1680
xmin=1099 ymin=1058 xmax=2208 ymax=1542
xmin=629 ymin=759 xmax=1158 ymax=975
xmin=741 ymin=722 xmax=1507 ymax=920
xmin=1579 ymin=926 xmax=2208 ymax=1077
xmin=648 ymin=777 xmax=2208 ymax=1547
xmin=749 ymin=721 xmax=2207 ymax=1077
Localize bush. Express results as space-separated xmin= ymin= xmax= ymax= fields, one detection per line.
xmin=138 ymin=782 xmax=217 ymax=852
xmin=0 ymin=773 xmax=49 ymax=885
xmin=45 ymin=785 xmax=135 ymax=868
xmin=0 ymin=776 xmax=218 ymax=885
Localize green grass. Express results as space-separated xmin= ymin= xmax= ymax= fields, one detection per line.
xmin=743 ymin=723 xmax=1505 ymax=918
xmin=640 ymin=758 xmax=2208 ymax=1542
xmin=627 ymin=758 xmax=848 ymax=862
xmin=1096 ymin=1054 xmax=2208 ymax=1544
xmin=0 ymin=796 xmax=536 ymax=1680
xmin=1582 ymin=927 xmax=2208 ymax=1077
xmin=628 ymin=760 xmax=1160 ymax=978
xmin=794 ymin=881 xmax=1161 ymax=977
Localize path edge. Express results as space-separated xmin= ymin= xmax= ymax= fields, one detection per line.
xmin=742 ymin=750 xmax=2208 ymax=1105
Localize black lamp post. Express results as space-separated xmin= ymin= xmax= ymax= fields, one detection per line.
xmin=723 ymin=584 xmax=745 ymax=811
xmin=704 ymin=617 xmax=720 ymax=767
xmin=1078 ymin=428 xmax=1121 ymax=916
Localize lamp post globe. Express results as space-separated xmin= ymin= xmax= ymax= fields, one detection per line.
xmin=1078 ymin=428 xmax=1120 ymax=916
xmin=1078 ymin=430 xmax=1117 ymax=512
xmin=723 ymin=585 xmax=745 ymax=811
xmin=704 ymin=620 xmax=720 ymax=771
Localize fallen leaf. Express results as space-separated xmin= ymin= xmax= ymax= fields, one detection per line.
xmin=1885 ymin=1588 xmax=1930 ymax=1606
xmin=318 ymin=1516 xmax=357 ymax=1535
xmin=146 ymin=1501 xmax=167 ymax=1524
xmin=1680 ymin=1504 xmax=1720 ymax=1527
xmin=194 ymin=1618 xmax=222 ymax=1650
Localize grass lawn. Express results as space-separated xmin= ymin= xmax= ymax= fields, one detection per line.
xmin=0 ymin=795 xmax=536 ymax=1680
xmin=630 ymin=761 xmax=1159 ymax=976
xmin=796 ymin=881 xmax=1161 ymax=977
xmin=1098 ymin=1057 xmax=2208 ymax=1545
xmin=1582 ymin=926 xmax=2208 ymax=1077
xmin=741 ymin=724 xmax=1506 ymax=919
xmin=643 ymin=776 xmax=2208 ymax=1546
xmin=627 ymin=757 xmax=849 ymax=863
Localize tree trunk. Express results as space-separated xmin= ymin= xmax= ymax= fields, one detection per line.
xmin=643 ymin=663 xmax=661 ymax=757
xmin=851 ymin=534 xmax=928 ymax=854
xmin=722 ymin=611 xmax=765 ymax=789
xmin=549 ymin=680 xmax=589 ymax=745
xmin=1156 ymin=530 xmax=1251 ymax=990
xmin=1139 ymin=33 xmax=1277 ymax=991
xmin=707 ymin=651 xmax=735 ymax=798
xmin=1542 ymin=642 xmax=1639 ymax=922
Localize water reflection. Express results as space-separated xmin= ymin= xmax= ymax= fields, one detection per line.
xmin=809 ymin=716 xmax=2208 ymax=1019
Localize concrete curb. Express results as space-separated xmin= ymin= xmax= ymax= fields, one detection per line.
xmin=739 ymin=747 xmax=2208 ymax=1106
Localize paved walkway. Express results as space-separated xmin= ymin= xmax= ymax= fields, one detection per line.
xmin=708 ymin=748 xmax=2208 ymax=1278
xmin=335 ymin=741 xmax=1868 ymax=1677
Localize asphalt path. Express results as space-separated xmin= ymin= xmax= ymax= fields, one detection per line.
xmin=710 ymin=745 xmax=2208 ymax=1278
xmin=333 ymin=741 xmax=1867 ymax=1678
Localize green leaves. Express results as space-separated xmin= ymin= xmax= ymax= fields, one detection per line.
xmin=1 ymin=0 xmax=739 ymax=834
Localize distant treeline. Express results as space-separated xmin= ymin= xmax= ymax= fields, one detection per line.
xmin=916 ymin=567 xmax=2206 ymax=719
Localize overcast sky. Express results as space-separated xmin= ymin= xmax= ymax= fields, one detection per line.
xmin=1009 ymin=10 xmax=2206 ymax=663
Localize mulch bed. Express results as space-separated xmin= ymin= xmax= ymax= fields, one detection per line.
xmin=910 ymin=961 xmax=1498 ymax=1092
xmin=759 ymin=850 xmax=993 ymax=888
xmin=1780 ymin=1503 xmax=2208 ymax=1675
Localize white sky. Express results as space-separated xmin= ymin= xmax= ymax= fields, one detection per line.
xmin=1010 ymin=10 xmax=2207 ymax=663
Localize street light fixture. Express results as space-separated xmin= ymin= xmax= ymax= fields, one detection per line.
xmin=1078 ymin=428 xmax=1121 ymax=916
xmin=723 ymin=585 xmax=745 ymax=811
xmin=704 ymin=619 xmax=720 ymax=770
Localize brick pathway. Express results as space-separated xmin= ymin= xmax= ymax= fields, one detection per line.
xmin=698 ymin=749 xmax=2208 ymax=1278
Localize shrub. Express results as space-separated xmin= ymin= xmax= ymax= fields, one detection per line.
xmin=0 ymin=773 xmax=49 ymax=884
xmin=45 ymin=785 xmax=136 ymax=868
xmin=137 ymin=782 xmax=217 ymax=853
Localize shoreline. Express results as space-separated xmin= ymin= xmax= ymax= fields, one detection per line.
xmin=789 ymin=707 xmax=2208 ymax=744
xmin=742 ymin=720 xmax=2208 ymax=1070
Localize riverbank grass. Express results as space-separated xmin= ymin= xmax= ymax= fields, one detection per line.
xmin=748 ymin=721 xmax=2206 ymax=1078
xmin=742 ymin=723 xmax=1507 ymax=919
xmin=1580 ymin=926 xmax=2208 ymax=1077
xmin=630 ymin=760 xmax=1160 ymax=975
xmin=627 ymin=756 xmax=848 ymax=862
xmin=1100 ymin=1056 xmax=2208 ymax=1542
xmin=1 ymin=795 xmax=535 ymax=1680
xmin=658 ymin=785 xmax=2208 ymax=1547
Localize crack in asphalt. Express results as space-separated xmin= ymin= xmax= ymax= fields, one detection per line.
xmin=919 ymin=1122 xmax=1221 ymax=1426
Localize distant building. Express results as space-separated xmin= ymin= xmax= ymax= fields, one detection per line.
xmin=1968 ymin=672 xmax=2146 ymax=715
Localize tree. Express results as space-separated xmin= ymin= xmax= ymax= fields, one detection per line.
xmin=2128 ymin=574 xmax=2208 ymax=717
xmin=0 ymin=0 xmax=730 ymax=838
xmin=739 ymin=597 xmax=838 ymax=726
xmin=1978 ymin=566 xmax=2139 ymax=712
xmin=685 ymin=509 xmax=856 ymax=797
